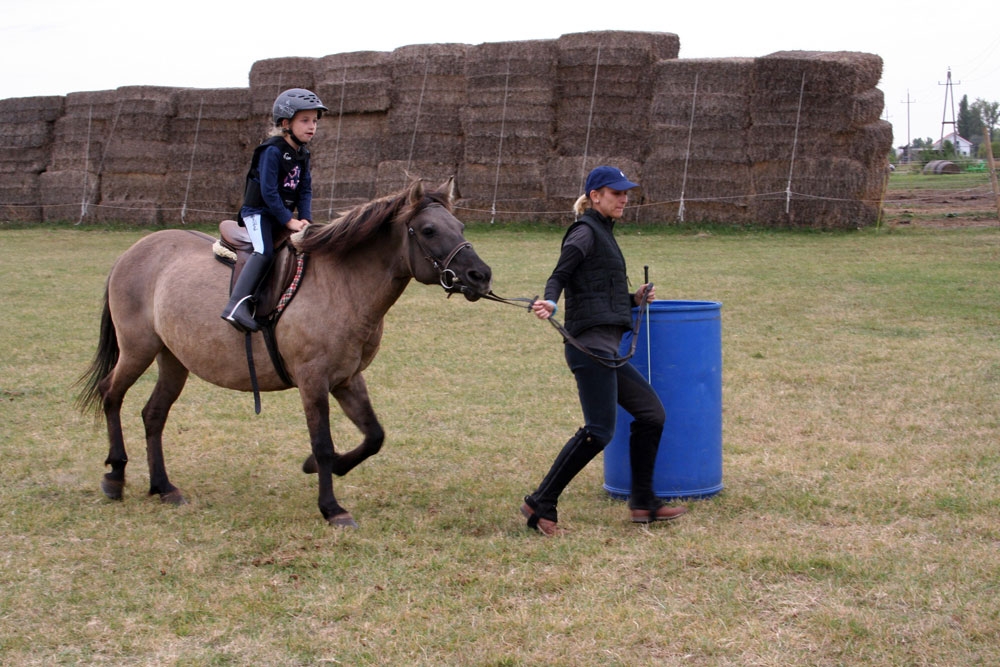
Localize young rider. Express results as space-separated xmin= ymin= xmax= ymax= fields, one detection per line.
xmin=221 ymin=88 xmax=327 ymax=332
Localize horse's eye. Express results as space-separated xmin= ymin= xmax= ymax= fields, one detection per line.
xmin=421 ymin=226 xmax=435 ymax=237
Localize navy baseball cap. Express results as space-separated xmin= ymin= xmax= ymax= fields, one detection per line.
xmin=585 ymin=166 xmax=639 ymax=194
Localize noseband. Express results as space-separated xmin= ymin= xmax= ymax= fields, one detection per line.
xmin=406 ymin=204 xmax=474 ymax=296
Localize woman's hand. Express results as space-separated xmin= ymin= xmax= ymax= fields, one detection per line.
xmin=532 ymin=299 xmax=556 ymax=320
xmin=287 ymin=219 xmax=309 ymax=232
xmin=636 ymin=283 xmax=656 ymax=303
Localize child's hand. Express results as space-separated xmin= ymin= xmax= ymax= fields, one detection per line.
xmin=287 ymin=219 xmax=308 ymax=232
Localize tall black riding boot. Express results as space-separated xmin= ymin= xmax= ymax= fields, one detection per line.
xmin=525 ymin=427 xmax=605 ymax=523
xmin=628 ymin=420 xmax=664 ymax=511
xmin=221 ymin=252 xmax=271 ymax=332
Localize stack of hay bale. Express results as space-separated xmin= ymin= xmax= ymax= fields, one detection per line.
xmin=548 ymin=31 xmax=680 ymax=219
xmin=748 ymin=51 xmax=892 ymax=228
xmin=458 ymin=39 xmax=557 ymax=222
xmin=379 ymin=44 xmax=468 ymax=195
xmin=165 ymin=88 xmax=252 ymax=224
xmin=0 ymin=32 xmax=894 ymax=230
xmin=248 ymin=57 xmax=317 ymax=121
xmin=311 ymin=51 xmax=392 ymax=220
xmin=84 ymin=86 xmax=178 ymax=224
xmin=38 ymin=89 xmax=118 ymax=223
xmin=0 ymin=96 xmax=63 ymax=222
xmin=644 ymin=58 xmax=755 ymax=224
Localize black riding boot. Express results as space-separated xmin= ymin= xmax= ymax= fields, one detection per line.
xmin=525 ymin=427 xmax=605 ymax=523
xmin=628 ymin=420 xmax=664 ymax=511
xmin=221 ymin=252 xmax=271 ymax=333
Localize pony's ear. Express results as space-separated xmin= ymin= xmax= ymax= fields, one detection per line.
xmin=407 ymin=178 xmax=425 ymax=207
xmin=434 ymin=176 xmax=459 ymax=208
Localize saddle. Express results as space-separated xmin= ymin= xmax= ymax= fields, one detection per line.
xmin=213 ymin=219 xmax=299 ymax=323
xmin=213 ymin=220 xmax=307 ymax=395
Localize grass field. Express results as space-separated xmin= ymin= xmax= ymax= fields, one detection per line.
xmin=1 ymin=221 xmax=999 ymax=665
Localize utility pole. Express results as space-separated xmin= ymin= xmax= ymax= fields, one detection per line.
xmin=939 ymin=67 xmax=961 ymax=148
xmin=900 ymin=90 xmax=916 ymax=163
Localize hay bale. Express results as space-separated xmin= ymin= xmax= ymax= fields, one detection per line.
xmin=38 ymin=169 xmax=95 ymax=222
xmin=456 ymin=161 xmax=548 ymax=205
xmin=309 ymin=112 xmax=387 ymax=170
xmin=554 ymin=32 xmax=676 ymax=160
xmin=0 ymin=172 xmax=41 ymax=221
xmin=311 ymin=164 xmax=380 ymax=220
xmin=384 ymin=44 xmax=468 ymax=164
xmin=748 ymin=119 xmax=892 ymax=165
xmin=750 ymin=88 xmax=884 ymax=131
xmin=750 ymin=157 xmax=883 ymax=228
xmin=375 ymin=160 xmax=460 ymax=197
xmin=0 ymin=120 xmax=56 ymax=172
xmin=315 ymin=51 xmax=392 ymax=114
xmin=249 ymin=57 xmax=319 ymax=118
xmin=650 ymin=125 xmax=748 ymax=163
xmin=90 ymin=199 xmax=163 ymax=225
xmin=101 ymin=139 xmax=172 ymax=174
xmin=462 ymin=39 xmax=557 ymax=168
xmin=174 ymin=87 xmax=251 ymax=119
xmin=754 ymin=51 xmax=883 ymax=96
xmin=557 ymin=31 xmax=680 ymax=64
xmin=0 ymin=95 xmax=64 ymax=123
xmin=642 ymin=158 xmax=753 ymax=224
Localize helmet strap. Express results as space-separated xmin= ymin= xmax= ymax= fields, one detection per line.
xmin=283 ymin=127 xmax=305 ymax=147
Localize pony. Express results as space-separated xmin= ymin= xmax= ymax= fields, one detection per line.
xmin=77 ymin=178 xmax=493 ymax=527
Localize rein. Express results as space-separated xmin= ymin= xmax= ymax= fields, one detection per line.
xmin=485 ymin=288 xmax=653 ymax=370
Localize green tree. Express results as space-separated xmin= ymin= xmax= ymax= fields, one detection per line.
xmin=958 ymin=95 xmax=984 ymax=147
xmin=971 ymin=98 xmax=999 ymax=133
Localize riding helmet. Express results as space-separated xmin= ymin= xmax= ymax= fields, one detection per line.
xmin=272 ymin=88 xmax=328 ymax=125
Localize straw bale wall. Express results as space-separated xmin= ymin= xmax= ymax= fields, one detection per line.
xmin=0 ymin=32 xmax=891 ymax=228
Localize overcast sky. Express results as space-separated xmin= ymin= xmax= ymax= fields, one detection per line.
xmin=3 ymin=0 xmax=998 ymax=148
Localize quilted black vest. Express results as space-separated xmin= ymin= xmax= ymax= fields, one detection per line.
xmin=562 ymin=210 xmax=633 ymax=337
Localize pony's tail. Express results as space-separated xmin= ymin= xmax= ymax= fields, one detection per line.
xmin=74 ymin=286 xmax=119 ymax=420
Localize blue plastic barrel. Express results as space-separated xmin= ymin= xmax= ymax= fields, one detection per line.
xmin=603 ymin=300 xmax=723 ymax=500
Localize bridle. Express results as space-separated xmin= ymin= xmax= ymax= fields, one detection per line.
xmin=406 ymin=203 xmax=477 ymax=297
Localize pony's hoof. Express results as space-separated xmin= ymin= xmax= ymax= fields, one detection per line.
xmin=160 ymin=489 xmax=188 ymax=505
xmin=327 ymin=513 xmax=358 ymax=529
xmin=302 ymin=455 xmax=317 ymax=474
xmin=101 ymin=476 xmax=124 ymax=500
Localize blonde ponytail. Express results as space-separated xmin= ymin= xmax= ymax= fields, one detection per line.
xmin=573 ymin=193 xmax=590 ymax=217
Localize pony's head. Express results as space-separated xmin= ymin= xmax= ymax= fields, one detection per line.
xmin=400 ymin=177 xmax=492 ymax=301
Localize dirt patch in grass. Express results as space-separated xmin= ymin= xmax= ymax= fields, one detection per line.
xmin=883 ymin=182 xmax=999 ymax=229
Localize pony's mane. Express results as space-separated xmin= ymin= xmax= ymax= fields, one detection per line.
xmin=294 ymin=183 xmax=452 ymax=256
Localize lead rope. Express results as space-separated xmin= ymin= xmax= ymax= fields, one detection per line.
xmin=482 ymin=287 xmax=652 ymax=370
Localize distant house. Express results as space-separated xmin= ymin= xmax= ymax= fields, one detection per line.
xmin=932 ymin=132 xmax=974 ymax=157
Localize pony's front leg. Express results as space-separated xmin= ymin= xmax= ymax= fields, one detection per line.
xmin=299 ymin=381 xmax=357 ymax=528
xmin=330 ymin=373 xmax=384 ymax=476
xmin=301 ymin=373 xmax=385 ymax=477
